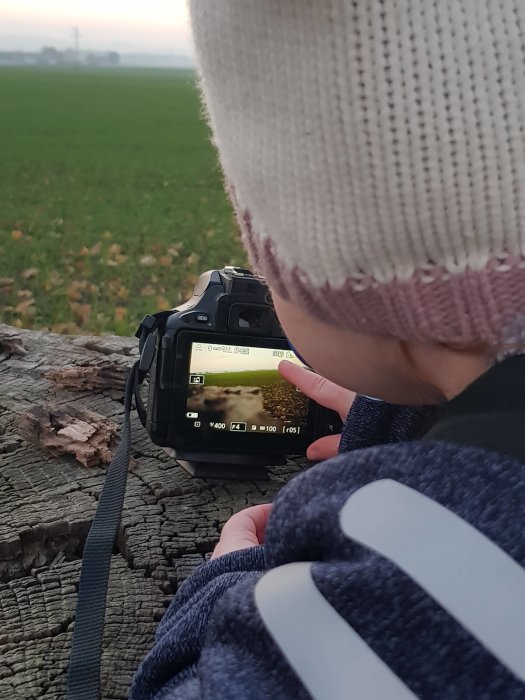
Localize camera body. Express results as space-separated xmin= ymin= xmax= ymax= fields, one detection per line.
xmin=136 ymin=267 xmax=341 ymax=478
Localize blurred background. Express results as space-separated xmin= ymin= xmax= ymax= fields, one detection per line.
xmin=0 ymin=0 xmax=244 ymax=336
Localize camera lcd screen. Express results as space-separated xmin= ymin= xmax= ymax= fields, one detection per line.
xmin=185 ymin=341 xmax=309 ymax=437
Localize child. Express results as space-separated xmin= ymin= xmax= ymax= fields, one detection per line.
xmin=131 ymin=1 xmax=525 ymax=697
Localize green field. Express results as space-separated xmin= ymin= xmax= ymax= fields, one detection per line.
xmin=202 ymin=370 xmax=283 ymax=387
xmin=0 ymin=67 xmax=245 ymax=335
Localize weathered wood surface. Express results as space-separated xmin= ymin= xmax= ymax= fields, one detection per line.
xmin=0 ymin=323 xmax=306 ymax=699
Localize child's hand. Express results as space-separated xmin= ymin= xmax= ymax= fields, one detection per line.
xmin=211 ymin=504 xmax=272 ymax=559
xmin=279 ymin=360 xmax=356 ymax=461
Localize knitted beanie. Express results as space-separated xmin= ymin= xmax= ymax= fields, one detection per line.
xmin=189 ymin=0 xmax=525 ymax=345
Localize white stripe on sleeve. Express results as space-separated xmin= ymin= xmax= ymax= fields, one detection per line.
xmin=340 ymin=479 xmax=525 ymax=682
xmin=255 ymin=561 xmax=417 ymax=700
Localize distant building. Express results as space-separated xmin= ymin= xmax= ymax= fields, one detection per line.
xmin=0 ymin=47 xmax=195 ymax=70
xmin=0 ymin=47 xmax=120 ymax=68
xmin=0 ymin=51 xmax=39 ymax=66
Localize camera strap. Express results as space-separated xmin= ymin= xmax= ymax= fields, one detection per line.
xmin=68 ymin=360 xmax=142 ymax=700
xmin=68 ymin=313 xmax=163 ymax=700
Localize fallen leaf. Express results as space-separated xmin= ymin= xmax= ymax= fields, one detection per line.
xmin=116 ymin=286 xmax=129 ymax=300
xmin=167 ymin=243 xmax=183 ymax=256
xmin=101 ymin=230 xmax=112 ymax=239
xmin=156 ymin=295 xmax=171 ymax=309
xmin=17 ymin=289 xmax=34 ymax=300
xmin=14 ymin=298 xmax=35 ymax=316
xmin=78 ymin=246 xmax=90 ymax=257
xmin=108 ymin=243 xmax=122 ymax=256
xmin=69 ymin=302 xmax=91 ymax=325
xmin=67 ymin=280 xmax=86 ymax=301
xmin=114 ymin=307 xmax=127 ymax=321
xmin=0 ymin=277 xmax=14 ymax=288
xmin=90 ymin=241 xmax=102 ymax=255
xmin=11 ymin=229 xmax=23 ymax=240
xmin=139 ymin=255 xmax=157 ymax=267
xmin=43 ymin=270 xmax=62 ymax=291
xmin=140 ymin=285 xmax=156 ymax=296
xmin=186 ymin=252 xmax=200 ymax=267
xmin=159 ymin=255 xmax=173 ymax=267
xmin=21 ymin=268 xmax=38 ymax=280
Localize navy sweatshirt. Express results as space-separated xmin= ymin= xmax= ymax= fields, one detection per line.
xmin=131 ymin=358 xmax=525 ymax=699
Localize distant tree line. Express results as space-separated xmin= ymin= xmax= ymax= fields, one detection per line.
xmin=0 ymin=47 xmax=120 ymax=68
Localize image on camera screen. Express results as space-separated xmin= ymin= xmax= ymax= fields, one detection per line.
xmin=185 ymin=342 xmax=309 ymax=435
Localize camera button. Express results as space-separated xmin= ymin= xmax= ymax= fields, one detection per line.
xmin=196 ymin=313 xmax=209 ymax=323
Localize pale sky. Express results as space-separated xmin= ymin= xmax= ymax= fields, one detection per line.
xmin=0 ymin=0 xmax=193 ymax=54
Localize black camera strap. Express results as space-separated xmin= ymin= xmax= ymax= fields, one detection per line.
xmin=68 ymin=360 xmax=142 ymax=700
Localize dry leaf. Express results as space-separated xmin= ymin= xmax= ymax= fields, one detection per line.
xmin=101 ymin=230 xmax=113 ymax=239
xmin=159 ymin=255 xmax=173 ymax=267
xmin=139 ymin=255 xmax=157 ymax=267
xmin=140 ymin=285 xmax=156 ymax=296
xmin=78 ymin=246 xmax=90 ymax=257
xmin=69 ymin=302 xmax=91 ymax=325
xmin=14 ymin=298 xmax=35 ymax=316
xmin=67 ymin=280 xmax=85 ymax=301
xmin=167 ymin=243 xmax=183 ymax=256
xmin=0 ymin=277 xmax=14 ymax=288
xmin=114 ymin=307 xmax=127 ymax=321
xmin=21 ymin=267 xmax=38 ymax=280
xmin=156 ymin=295 xmax=171 ymax=309
xmin=186 ymin=252 xmax=200 ymax=267
xmin=17 ymin=289 xmax=34 ymax=300
xmin=108 ymin=243 xmax=122 ymax=256
xmin=43 ymin=270 xmax=62 ymax=291
xmin=11 ymin=229 xmax=23 ymax=240
xmin=116 ymin=286 xmax=129 ymax=300
xmin=90 ymin=241 xmax=102 ymax=255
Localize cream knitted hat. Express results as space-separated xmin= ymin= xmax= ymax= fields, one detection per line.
xmin=190 ymin=0 xmax=525 ymax=345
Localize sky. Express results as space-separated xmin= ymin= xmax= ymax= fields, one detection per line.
xmin=0 ymin=0 xmax=193 ymax=55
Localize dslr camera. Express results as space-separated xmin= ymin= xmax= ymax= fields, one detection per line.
xmin=136 ymin=267 xmax=341 ymax=479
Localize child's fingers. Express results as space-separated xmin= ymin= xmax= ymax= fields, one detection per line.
xmin=212 ymin=504 xmax=272 ymax=559
xmin=306 ymin=434 xmax=341 ymax=461
xmin=278 ymin=360 xmax=355 ymax=418
xmin=220 ymin=504 xmax=272 ymax=542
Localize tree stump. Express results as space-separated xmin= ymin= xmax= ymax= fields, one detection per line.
xmin=0 ymin=323 xmax=306 ymax=699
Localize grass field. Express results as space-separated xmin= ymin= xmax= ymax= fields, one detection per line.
xmin=202 ymin=370 xmax=283 ymax=387
xmin=0 ymin=67 xmax=245 ymax=335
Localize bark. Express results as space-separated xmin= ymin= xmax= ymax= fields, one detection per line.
xmin=0 ymin=323 xmax=306 ymax=699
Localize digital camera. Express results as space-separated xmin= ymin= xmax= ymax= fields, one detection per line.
xmin=136 ymin=267 xmax=341 ymax=478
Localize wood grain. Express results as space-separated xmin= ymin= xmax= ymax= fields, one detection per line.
xmin=0 ymin=323 xmax=306 ymax=699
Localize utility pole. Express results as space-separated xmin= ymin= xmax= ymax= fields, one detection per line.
xmin=72 ymin=27 xmax=80 ymax=67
